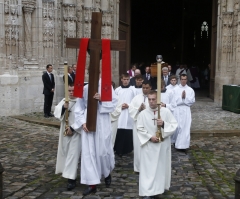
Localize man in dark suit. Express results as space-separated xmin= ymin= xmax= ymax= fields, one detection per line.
xmin=142 ymin=66 xmax=156 ymax=90
xmin=71 ymin=64 xmax=76 ymax=82
xmin=42 ymin=64 xmax=55 ymax=118
xmin=129 ymin=69 xmax=141 ymax=86
xmin=63 ymin=65 xmax=74 ymax=85
xmin=162 ymin=67 xmax=171 ymax=86
xmin=168 ymin=65 xmax=174 ymax=76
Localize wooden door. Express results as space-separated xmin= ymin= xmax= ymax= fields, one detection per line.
xmin=119 ymin=0 xmax=131 ymax=83
xmin=210 ymin=0 xmax=218 ymax=99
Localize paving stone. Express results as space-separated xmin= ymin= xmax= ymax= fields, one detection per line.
xmin=1 ymin=96 xmax=240 ymax=198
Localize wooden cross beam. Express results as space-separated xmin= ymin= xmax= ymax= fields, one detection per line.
xmin=65 ymin=12 xmax=126 ymax=132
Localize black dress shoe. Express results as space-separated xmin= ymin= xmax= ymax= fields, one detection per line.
xmin=67 ymin=179 xmax=76 ymax=191
xmin=44 ymin=114 xmax=49 ymax=118
xmin=142 ymin=196 xmax=155 ymax=199
xmin=105 ymin=174 xmax=111 ymax=187
xmin=83 ymin=186 xmax=97 ymax=196
xmin=48 ymin=113 xmax=54 ymax=117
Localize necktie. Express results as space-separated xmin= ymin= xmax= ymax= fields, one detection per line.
xmin=49 ymin=74 xmax=52 ymax=82
xmin=69 ymin=74 xmax=73 ymax=81
xmin=165 ymin=76 xmax=167 ymax=85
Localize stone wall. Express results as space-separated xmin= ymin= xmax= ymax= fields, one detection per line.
xmin=214 ymin=0 xmax=240 ymax=104
xmin=0 ymin=0 xmax=119 ymax=116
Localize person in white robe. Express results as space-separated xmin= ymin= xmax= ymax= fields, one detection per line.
xmin=166 ymin=75 xmax=179 ymax=93
xmin=73 ymin=79 xmax=118 ymax=196
xmin=137 ymin=91 xmax=178 ymax=198
xmin=54 ymin=85 xmax=81 ymax=191
xmin=129 ymin=80 xmax=152 ymax=172
xmin=160 ymin=80 xmax=174 ymax=113
xmin=110 ymin=101 xmax=121 ymax=146
xmin=114 ymin=73 xmax=137 ymax=157
xmin=176 ymin=64 xmax=193 ymax=86
xmin=171 ymin=74 xmax=195 ymax=150
xmin=133 ymin=74 xmax=144 ymax=95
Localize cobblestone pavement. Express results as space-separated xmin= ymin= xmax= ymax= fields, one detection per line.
xmin=1 ymin=116 xmax=240 ymax=199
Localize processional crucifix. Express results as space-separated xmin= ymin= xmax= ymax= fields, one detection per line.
xmin=66 ymin=12 xmax=126 ymax=132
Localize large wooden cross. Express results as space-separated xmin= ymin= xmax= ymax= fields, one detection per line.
xmin=66 ymin=12 xmax=126 ymax=132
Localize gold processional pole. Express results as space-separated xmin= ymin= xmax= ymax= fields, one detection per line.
xmin=156 ymin=55 xmax=164 ymax=142
xmin=64 ymin=61 xmax=69 ymax=136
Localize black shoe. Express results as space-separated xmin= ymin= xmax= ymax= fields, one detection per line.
xmin=105 ymin=174 xmax=111 ymax=187
xmin=44 ymin=114 xmax=49 ymax=118
xmin=83 ymin=186 xmax=97 ymax=196
xmin=143 ymin=196 xmax=155 ymax=199
xmin=48 ymin=113 xmax=54 ymax=117
xmin=67 ymin=179 xmax=76 ymax=191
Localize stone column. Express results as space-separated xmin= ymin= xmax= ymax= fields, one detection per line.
xmin=22 ymin=0 xmax=36 ymax=60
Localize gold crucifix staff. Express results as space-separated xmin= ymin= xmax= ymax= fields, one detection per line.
xmin=64 ymin=61 xmax=69 ymax=136
xmin=156 ymin=55 xmax=164 ymax=142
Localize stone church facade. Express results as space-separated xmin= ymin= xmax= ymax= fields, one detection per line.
xmin=0 ymin=0 xmax=239 ymax=116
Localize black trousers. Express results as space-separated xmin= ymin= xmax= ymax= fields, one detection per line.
xmin=44 ymin=94 xmax=54 ymax=115
xmin=114 ymin=129 xmax=133 ymax=155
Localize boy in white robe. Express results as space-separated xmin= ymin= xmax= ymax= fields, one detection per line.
xmin=166 ymin=75 xmax=179 ymax=93
xmin=54 ymin=85 xmax=81 ymax=191
xmin=171 ymin=74 xmax=195 ymax=151
xmin=129 ymin=80 xmax=152 ymax=172
xmin=114 ymin=73 xmax=137 ymax=157
xmin=134 ymin=74 xmax=144 ymax=95
xmin=137 ymin=91 xmax=178 ymax=198
xmin=73 ymin=79 xmax=118 ymax=196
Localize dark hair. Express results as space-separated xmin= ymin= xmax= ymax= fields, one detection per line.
xmin=68 ymin=83 xmax=74 ymax=87
xmin=72 ymin=64 xmax=76 ymax=67
xmin=46 ymin=64 xmax=52 ymax=69
xmin=135 ymin=74 xmax=143 ymax=80
xmin=142 ymin=80 xmax=152 ymax=86
xmin=170 ymin=75 xmax=177 ymax=80
xmin=148 ymin=90 xmax=157 ymax=96
xmin=180 ymin=74 xmax=187 ymax=80
xmin=121 ymin=73 xmax=130 ymax=79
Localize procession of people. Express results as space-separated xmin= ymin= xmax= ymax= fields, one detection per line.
xmin=48 ymin=56 xmax=196 ymax=198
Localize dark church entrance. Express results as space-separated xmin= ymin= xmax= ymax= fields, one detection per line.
xmin=119 ymin=0 xmax=217 ymax=99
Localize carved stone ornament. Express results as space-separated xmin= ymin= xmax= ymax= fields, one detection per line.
xmin=22 ymin=0 xmax=36 ymax=13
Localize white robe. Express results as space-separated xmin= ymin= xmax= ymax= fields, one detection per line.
xmin=73 ymin=83 xmax=118 ymax=185
xmin=110 ymin=101 xmax=122 ymax=146
xmin=129 ymin=94 xmax=149 ymax=172
xmin=135 ymin=87 xmax=143 ymax=95
xmin=114 ymin=86 xmax=137 ymax=129
xmin=137 ymin=106 xmax=178 ymax=196
xmin=54 ymin=98 xmax=81 ymax=180
xmin=171 ymin=84 xmax=195 ymax=148
xmin=161 ymin=92 xmax=174 ymax=112
xmin=166 ymin=84 xmax=179 ymax=93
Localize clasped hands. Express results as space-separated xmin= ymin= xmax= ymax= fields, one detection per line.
xmin=182 ymin=90 xmax=186 ymax=99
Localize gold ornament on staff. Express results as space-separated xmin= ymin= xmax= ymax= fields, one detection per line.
xmin=64 ymin=61 xmax=69 ymax=136
xmin=156 ymin=55 xmax=164 ymax=142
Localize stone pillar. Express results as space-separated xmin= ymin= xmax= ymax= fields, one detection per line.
xmin=22 ymin=0 xmax=36 ymax=60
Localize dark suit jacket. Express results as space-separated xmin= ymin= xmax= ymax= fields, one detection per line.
xmin=42 ymin=72 xmax=55 ymax=95
xmin=130 ymin=77 xmax=136 ymax=86
xmin=63 ymin=74 xmax=74 ymax=85
xmin=162 ymin=75 xmax=171 ymax=86
xmin=142 ymin=74 xmax=157 ymax=90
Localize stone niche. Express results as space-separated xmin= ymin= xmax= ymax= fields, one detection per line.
xmin=0 ymin=0 xmax=119 ymax=116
